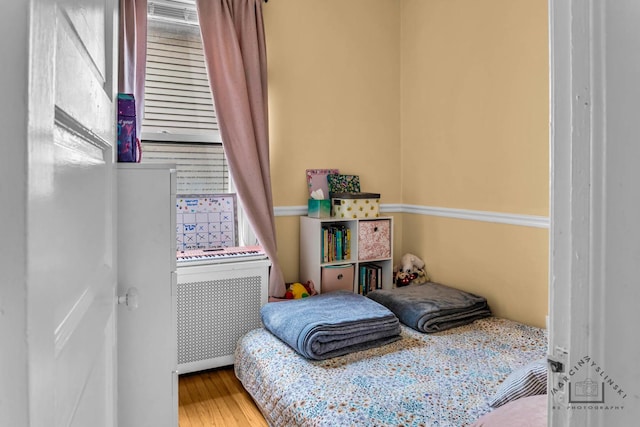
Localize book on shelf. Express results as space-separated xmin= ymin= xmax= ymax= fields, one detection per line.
xmin=322 ymin=227 xmax=328 ymax=263
xmin=320 ymin=224 xmax=350 ymax=263
xmin=344 ymin=228 xmax=351 ymax=259
xmin=358 ymin=263 xmax=382 ymax=295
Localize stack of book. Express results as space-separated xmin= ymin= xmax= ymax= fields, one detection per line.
xmin=358 ymin=263 xmax=382 ymax=295
xmin=321 ymin=224 xmax=351 ymax=262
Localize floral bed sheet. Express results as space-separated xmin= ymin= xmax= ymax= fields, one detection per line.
xmin=234 ymin=317 xmax=547 ymax=427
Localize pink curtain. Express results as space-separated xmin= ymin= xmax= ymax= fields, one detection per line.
xmin=118 ymin=0 xmax=147 ymax=137
xmin=196 ymin=0 xmax=286 ymax=298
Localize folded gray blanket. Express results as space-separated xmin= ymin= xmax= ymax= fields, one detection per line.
xmin=367 ymin=282 xmax=491 ymax=333
xmin=260 ymin=291 xmax=401 ymax=360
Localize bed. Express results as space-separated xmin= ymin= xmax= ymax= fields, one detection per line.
xmin=235 ymin=315 xmax=547 ymax=426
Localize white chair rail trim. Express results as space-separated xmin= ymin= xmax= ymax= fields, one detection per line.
xmin=274 ymin=204 xmax=549 ymax=229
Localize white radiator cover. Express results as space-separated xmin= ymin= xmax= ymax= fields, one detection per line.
xmin=176 ymin=259 xmax=270 ymax=374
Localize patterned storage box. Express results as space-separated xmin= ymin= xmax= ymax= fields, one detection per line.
xmin=331 ymin=192 xmax=380 ymax=219
xmin=358 ymin=219 xmax=391 ymax=260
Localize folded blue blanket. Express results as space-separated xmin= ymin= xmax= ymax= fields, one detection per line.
xmin=367 ymin=282 xmax=491 ymax=333
xmin=260 ymin=291 xmax=401 ymax=360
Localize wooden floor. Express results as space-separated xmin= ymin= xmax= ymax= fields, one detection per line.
xmin=178 ymin=366 xmax=268 ymax=427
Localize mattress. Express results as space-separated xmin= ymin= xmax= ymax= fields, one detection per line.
xmin=235 ymin=317 xmax=547 ymax=427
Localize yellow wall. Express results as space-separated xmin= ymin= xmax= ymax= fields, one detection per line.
xmin=400 ymin=0 xmax=548 ymax=215
xmin=399 ymin=0 xmax=548 ymax=327
xmin=264 ymin=0 xmax=401 ymax=207
xmin=403 ymin=214 xmax=548 ymax=328
xmin=264 ymin=0 xmax=549 ymax=328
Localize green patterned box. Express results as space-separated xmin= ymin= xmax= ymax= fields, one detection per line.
xmin=308 ymin=199 xmax=331 ymax=218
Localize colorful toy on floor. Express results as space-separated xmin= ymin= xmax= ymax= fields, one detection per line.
xmin=284 ymin=281 xmax=318 ymax=299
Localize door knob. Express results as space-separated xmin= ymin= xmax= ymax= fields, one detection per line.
xmin=118 ymin=287 xmax=139 ymax=311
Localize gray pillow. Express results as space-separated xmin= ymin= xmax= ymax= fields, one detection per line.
xmin=489 ymin=358 xmax=547 ymax=408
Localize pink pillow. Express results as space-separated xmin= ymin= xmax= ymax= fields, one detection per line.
xmin=470 ymin=394 xmax=547 ymax=427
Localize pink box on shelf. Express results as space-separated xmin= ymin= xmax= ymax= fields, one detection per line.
xmin=358 ymin=219 xmax=391 ymax=260
xmin=321 ymin=264 xmax=354 ymax=293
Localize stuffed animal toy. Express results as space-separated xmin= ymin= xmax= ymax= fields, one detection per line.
xmin=395 ymin=253 xmax=430 ymax=287
xmin=284 ymin=281 xmax=318 ymax=299
xmin=400 ymin=253 xmax=426 ymax=274
xmin=395 ymin=270 xmax=417 ymax=287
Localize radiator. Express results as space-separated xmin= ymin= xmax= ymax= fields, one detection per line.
xmin=176 ymin=259 xmax=270 ymax=374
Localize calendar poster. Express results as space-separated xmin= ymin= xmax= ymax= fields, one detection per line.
xmin=176 ymin=194 xmax=238 ymax=251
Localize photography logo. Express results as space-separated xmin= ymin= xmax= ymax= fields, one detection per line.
xmin=551 ymin=355 xmax=628 ymax=410
xmin=569 ymin=378 xmax=605 ymax=404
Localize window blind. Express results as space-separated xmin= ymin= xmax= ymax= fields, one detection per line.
xmin=141 ymin=1 xmax=228 ymax=194
xmin=142 ymin=13 xmax=220 ymax=143
xmin=141 ymin=142 xmax=229 ymax=194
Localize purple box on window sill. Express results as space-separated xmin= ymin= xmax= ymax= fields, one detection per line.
xmin=117 ymin=93 xmax=140 ymax=163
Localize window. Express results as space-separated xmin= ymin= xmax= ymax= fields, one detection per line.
xmin=142 ymin=0 xmax=229 ymax=193
xmin=141 ymin=0 xmax=256 ymax=246
xmin=143 ymin=2 xmax=219 ymax=143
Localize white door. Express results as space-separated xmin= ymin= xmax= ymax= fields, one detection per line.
xmin=549 ymin=1 xmax=640 ymax=425
xmin=26 ymin=0 xmax=119 ymax=425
